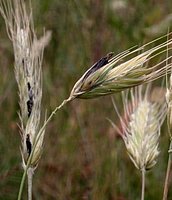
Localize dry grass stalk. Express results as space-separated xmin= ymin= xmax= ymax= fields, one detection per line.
xmin=111 ymin=85 xmax=166 ymax=170
xmin=0 ymin=0 xmax=51 ymax=199
xmin=69 ymin=35 xmax=172 ymax=100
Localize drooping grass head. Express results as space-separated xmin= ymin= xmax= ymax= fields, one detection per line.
xmin=69 ymin=35 xmax=172 ymax=100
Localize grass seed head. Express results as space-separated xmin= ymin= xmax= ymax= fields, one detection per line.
xmin=69 ymin=35 xmax=172 ymax=100
xmin=112 ymin=85 xmax=166 ymax=170
xmin=0 ymin=0 xmax=51 ymax=168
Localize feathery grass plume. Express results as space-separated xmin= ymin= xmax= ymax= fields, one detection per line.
xmin=0 ymin=0 xmax=51 ymax=199
xmin=110 ymin=85 xmax=166 ymax=200
xmin=111 ymin=85 xmax=166 ymax=170
xmin=69 ymin=35 xmax=172 ymax=100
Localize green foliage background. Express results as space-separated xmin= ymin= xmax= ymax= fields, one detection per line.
xmin=0 ymin=0 xmax=172 ymax=199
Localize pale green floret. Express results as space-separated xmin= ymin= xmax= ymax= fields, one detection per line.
xmin=69 ymin=36 xmax=172 ymax=99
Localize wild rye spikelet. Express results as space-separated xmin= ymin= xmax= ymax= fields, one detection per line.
xmin=111 ymin=85 xmax=166 ymax=170
xmin=69 ymin=36 xmax=172 ymax=100
xmin=0 ymin=0 xmax=51 ymax=168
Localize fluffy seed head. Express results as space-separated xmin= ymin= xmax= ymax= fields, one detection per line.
xmin=111 ymin=85 xmax=166 ymax=170
xmin=125 ymin=99 xmax=160 ymax=170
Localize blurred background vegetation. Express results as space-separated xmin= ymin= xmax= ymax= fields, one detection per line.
xmin=0 ymin=0 xmax=172 ymax=199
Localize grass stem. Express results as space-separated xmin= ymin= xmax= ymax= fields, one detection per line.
xmin=141 ymin=168 xmax=145 ymax=200
xmin=163 ymin=140 xmax=172 ymax=200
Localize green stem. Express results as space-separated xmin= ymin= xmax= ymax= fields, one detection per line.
xmin=17 ymin=98 xmax=72 ymax=200
xmin=162 ymin=140 xmax=172 ymax=200
xmin=141 ymin=168 xmax=145 ymax=200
